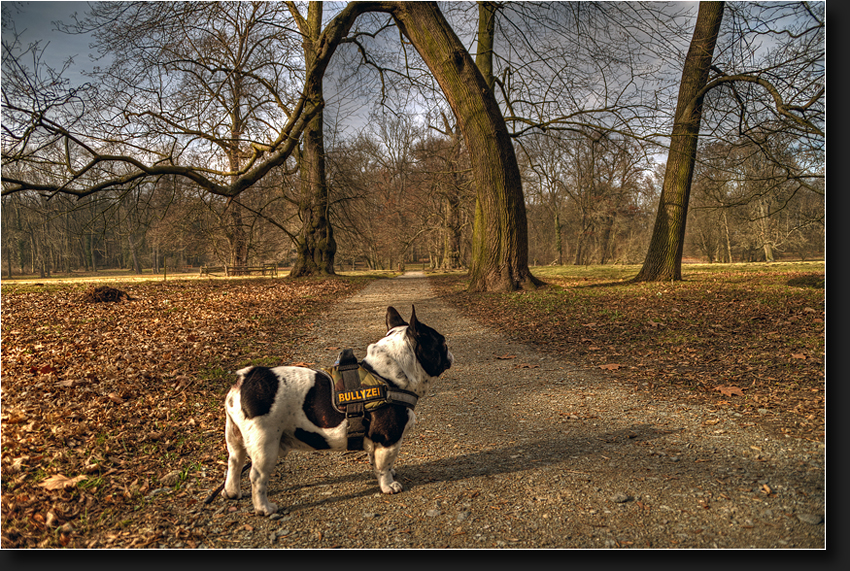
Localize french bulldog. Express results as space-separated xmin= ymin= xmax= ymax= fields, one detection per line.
xmin=221 ymin=306 xmax=453 ymax=516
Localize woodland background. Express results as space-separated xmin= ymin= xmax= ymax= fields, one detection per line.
xmin=0 ymin=116 xmax=825 ymax=278
xmin=0 ymin=2 xmax=824 ymax=279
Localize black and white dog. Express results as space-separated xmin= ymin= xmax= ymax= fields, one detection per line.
xmin=221 ymin=306 xmax=453 ymax=516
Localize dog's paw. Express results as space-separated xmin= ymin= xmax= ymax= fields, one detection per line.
xmin=381 ymin=481 xmax=404 ymax=494
xmin=256 ymin=502 xmax=278 ymax=517
xmin=221 ymin=488 xmax=242 ymax=500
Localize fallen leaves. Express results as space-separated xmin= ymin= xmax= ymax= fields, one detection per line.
xmin=714 ymin=385 xmax=745 ymax=397
xmin=599 ymin=364 xmax=622 ymax=371
xmin=37 ymin=475 xmax=86 ymax=491
xmin=82 ymin=285 xmax=131 ymax=303
xmin=0 ymin=277 xmax=365 ymax=548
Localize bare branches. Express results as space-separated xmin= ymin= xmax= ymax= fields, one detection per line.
xmin=689 ymin=73 xmax=823 ymax=138
xmin=2 ymin=1 xmax=324 ymax=200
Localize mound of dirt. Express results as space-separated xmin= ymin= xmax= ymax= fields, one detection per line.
xmin=82 ymin=285 xmax=132 ymax=303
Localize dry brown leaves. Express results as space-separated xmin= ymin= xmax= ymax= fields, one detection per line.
xmin=0 ymin=277 xmax=364 ymax=548
xmin=431 ymin=269 xmax=825 ymax=443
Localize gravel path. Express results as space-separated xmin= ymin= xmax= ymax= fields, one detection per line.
xmin=173 ymin=272 xmax=825 ymax=549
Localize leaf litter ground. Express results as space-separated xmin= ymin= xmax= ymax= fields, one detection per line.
xmin=0 ymin=266 xmax=825 ymax=548
xmin=429 ymin=265 xmax=825 ymax=446
xmin=1 ymin=277 xmax=366 ymax=548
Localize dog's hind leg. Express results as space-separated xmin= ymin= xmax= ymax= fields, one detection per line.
xmin=248 ymin=438 xmax=282 ymax=516
xmin=222 ymin=412 xmax=247 ymax=500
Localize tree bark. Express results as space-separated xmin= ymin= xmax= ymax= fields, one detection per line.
xmin=722 ymin=209 xmax=733 ymax=263
xmin=390 ymin=1 xmax=540 ymax=291
xmin=634 ymin=1 xmax=724 ymax=282
xmin=554 ymin=210 xmax=563 ymax=265
xmin=289 ymin=2 xmax=336 ymax=277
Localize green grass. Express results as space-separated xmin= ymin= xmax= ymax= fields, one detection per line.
xmin=529 ymin=260 xmax=824 ymax=282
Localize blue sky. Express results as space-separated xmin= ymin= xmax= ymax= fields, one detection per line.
xmin=3 ymin=1 xmax=98 ymax=86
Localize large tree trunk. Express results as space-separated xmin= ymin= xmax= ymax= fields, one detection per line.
xmin=391 ymin=1 xmax=540 ymax=291
xmin=634 ymin=1 xmax=724 ymax=282
xmin=290 ymin=116 xmax=337 ymax=276
xmin=289 ymin=3 xmax=336 ymax=277
xmin=226 ymin=203 xmax=249 ymax=267
xmin=226 ymin=72 xmax=250 ymax=269
xmin=441 ymin=192 xmax=462 ymax=269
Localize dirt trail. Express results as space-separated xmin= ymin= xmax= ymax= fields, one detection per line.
xmin=188 ymin=272 xmax=824 ymax=549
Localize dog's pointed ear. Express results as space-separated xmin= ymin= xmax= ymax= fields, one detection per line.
xmin=386 ymin=306 xmax=407 ymax=331
xmin=409 ymin=305 xmax=419 ymax=334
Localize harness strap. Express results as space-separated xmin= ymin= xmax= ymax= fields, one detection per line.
xmin=359 ymin=360 xmax=419 ymax=409
xmin=385 ymin=388 xmax=419 ymax=408
xmin=336 ymin=349 xmax=366 ymax=450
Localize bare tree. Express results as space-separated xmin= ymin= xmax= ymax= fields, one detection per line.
xmin=635 ymin=1 xmax=824 ymax=281
xmin=687 ymin=135 xmax=824 ymax=263
xmin=3 ymin=1 xmax=542 ymax=291
xmin=4 ymin=2 xmax=823 ymax=288
xmin=421 ymin=113 xmax=473 ymax=270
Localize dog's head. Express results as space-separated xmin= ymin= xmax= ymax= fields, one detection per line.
xmin=383 ymin=305 xmax=453 ymax=379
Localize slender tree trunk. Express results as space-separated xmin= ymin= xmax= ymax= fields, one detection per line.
xmin=90 ymin=233 xmax=97 ymax=273
xmin=391 ymin=1 xmax=540 ymax=291
xmin=634 ymin=1 xmax=724 ymax=282
xmin=722 ymin=209 xmax=733 ymax=262
xmin=128 ymin=234 xmax=143 ymax=274
xmin=554 ymin=209 xmax=563 ymax=265
xmin=599 ymin=215 xmax=615 ymax=265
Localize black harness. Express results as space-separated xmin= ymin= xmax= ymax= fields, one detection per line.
xmin=322 ymin=348 xmax=418 ymax=450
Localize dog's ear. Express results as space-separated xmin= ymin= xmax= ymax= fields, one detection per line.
xmin=409 ymin=305 xmax=419 ymax=335
xmin=386 ymin=306 xmax=407 ymax=331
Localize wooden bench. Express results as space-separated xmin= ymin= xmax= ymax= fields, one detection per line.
xmin=200 ymin=264 xmax=278 ymax=277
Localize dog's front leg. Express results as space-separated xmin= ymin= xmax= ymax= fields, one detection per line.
xmin=368 ymin=441 xmax=404 ymax=494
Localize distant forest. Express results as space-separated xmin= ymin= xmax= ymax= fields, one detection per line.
xmin=2 ymin=2 xmax=824 ymax=280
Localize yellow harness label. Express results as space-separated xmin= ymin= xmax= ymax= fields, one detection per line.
xmin=337 ymin=386 xmax=384 ymax=403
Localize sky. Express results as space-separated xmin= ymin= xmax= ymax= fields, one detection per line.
xmin=2 ymin=0 xmax=383 ymax=134
xmin=2 ymin=0 xmax=99 ymax=87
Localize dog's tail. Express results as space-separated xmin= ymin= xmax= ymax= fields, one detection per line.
xmin=203 ymin=461 xmax=252 ymax=505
